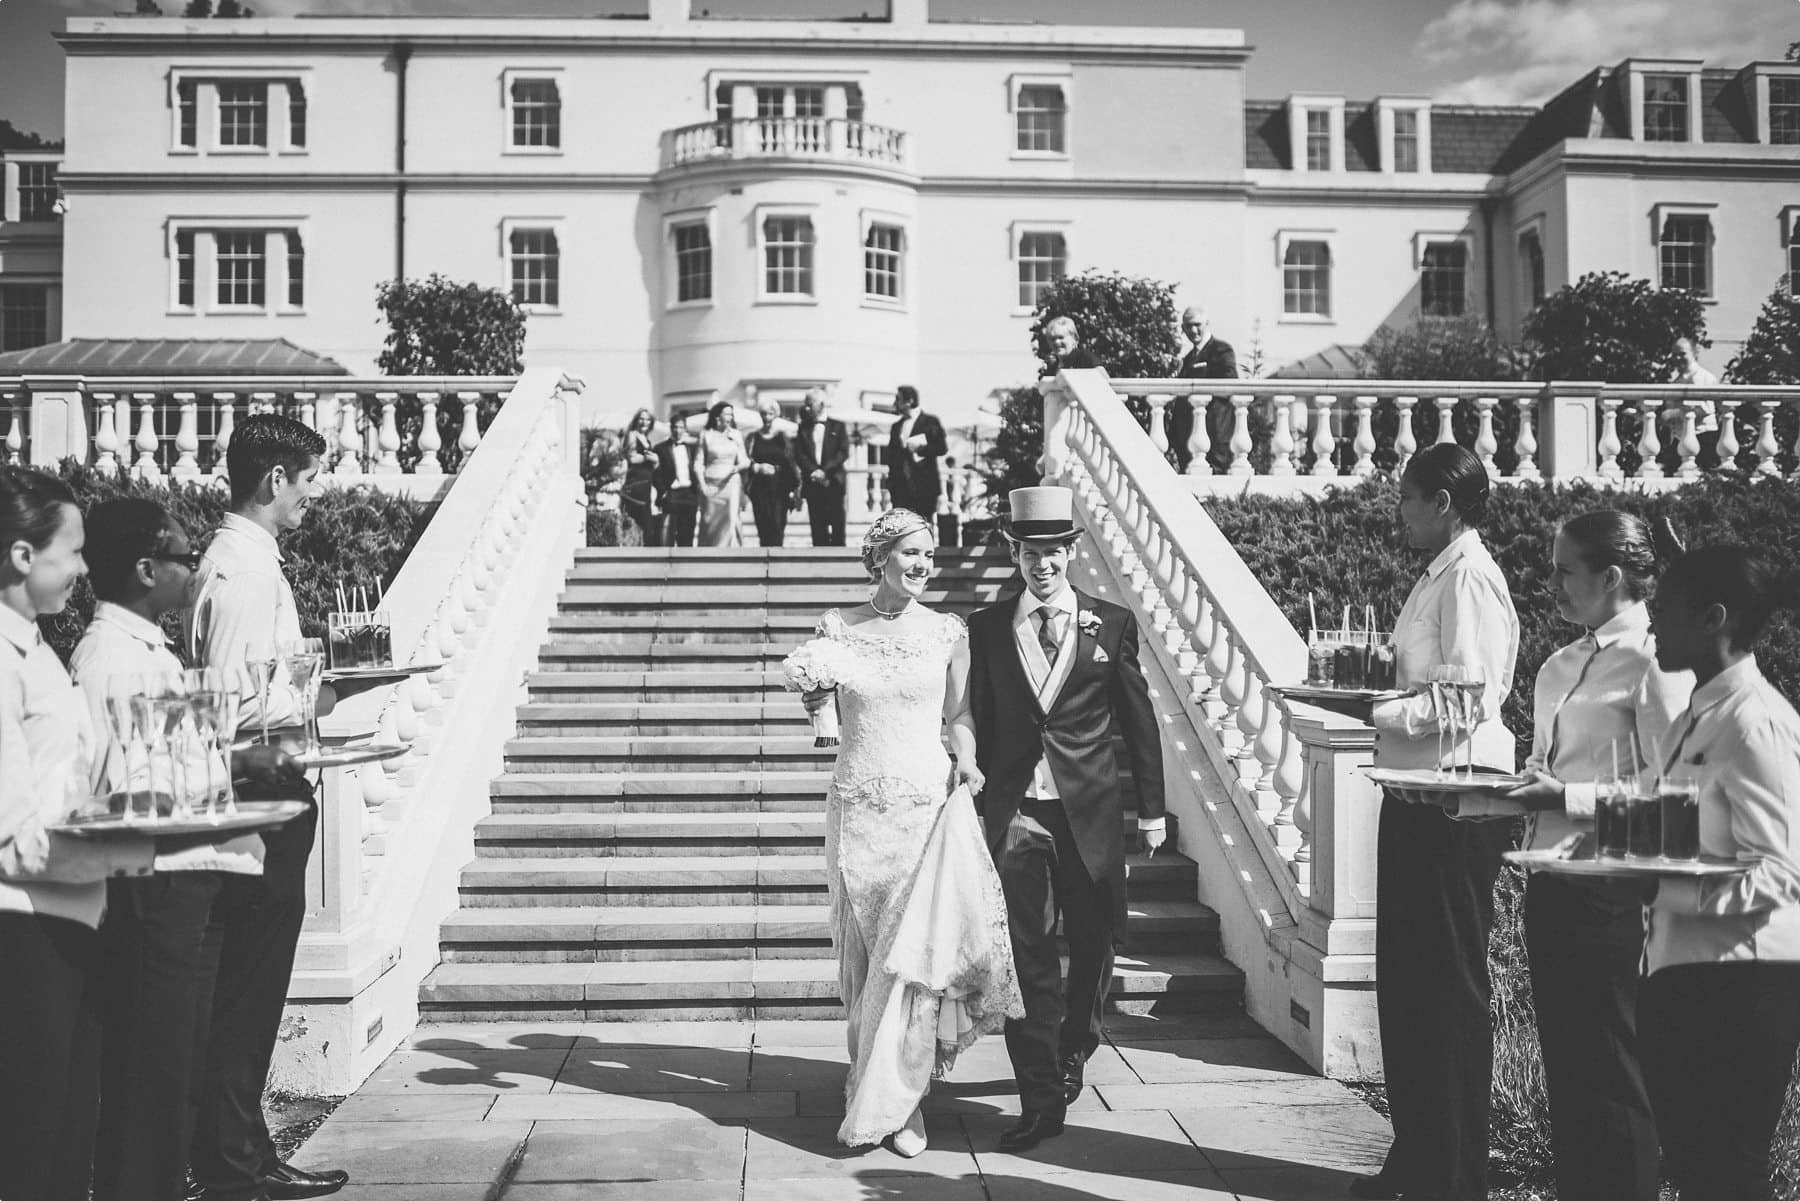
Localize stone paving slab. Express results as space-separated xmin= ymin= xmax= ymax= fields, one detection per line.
xmin=1171 ymin=1104 xmax=1390 ymax=1173
xmin=509 ymin=1184 xmax=743 ymax=1201
xmin=744 ymin=1116 xmax=974 ymax=1179
xmin=513 ymin=1119 xmax=747 ymax=1182
xmin=983 ymin=1168 xmax=1236 ymax=1200
xmin=292 ymin=1120 xmax=531 ymax=1184
xmin=359 ymin=1050 xmax=568 ymax=1095
xmin=329 ymin=1094 xmax=498 ymax=1123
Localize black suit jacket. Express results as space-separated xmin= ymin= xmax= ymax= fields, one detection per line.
xmin=886 ymin=411 xmax=948 ymax=510
xmin=794 ymin=418 xmax=850 ymax=489
xmin=1175 ymin=337 xmax=1238 ymax=380
xmin=650 ymin=438 xmax=700 ymax=509
xmin=967 ymin=590 xmax=1166 ymax=896
xmin=746 ymin=430 xmax=800 ymax=498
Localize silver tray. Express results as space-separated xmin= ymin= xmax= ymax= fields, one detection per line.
xmin=1366 ymin=767 xmax=1529 ymax=794
xmin=1271 ymin=685 xmax=1406 ymax=705
xmin=1506 ymin=848 xmax=1749 ymax=879
xmin=53 ymin=799 xmax=308 ymax=838
xmin=292 ymin=743 xmax=409 ymax=770
xmin=323 ymin=664 xmax=439 ymax=684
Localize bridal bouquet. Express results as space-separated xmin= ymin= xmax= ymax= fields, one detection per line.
xmin=782 ymin=638 xmax=856 ymax=747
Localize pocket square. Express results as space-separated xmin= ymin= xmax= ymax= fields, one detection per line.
xmin=1092 ymin=646 xmax=1110 ymax=664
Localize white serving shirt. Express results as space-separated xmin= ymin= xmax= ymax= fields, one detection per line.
xmin=1371 ymin=530 xmax=1520 ymax=772
xmin=72 ymin=602 xmax=264 ymax=875
xmin=1644 ymin=655 xmax=1800 ymax=974
xmin=0 ymin=604 xmax=153 ymax=928
xmin=186 ymin=513 xmax=306 ymax=732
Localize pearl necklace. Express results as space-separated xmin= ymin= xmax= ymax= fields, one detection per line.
xmin=870 ymin=595 xmax=915 ymax=620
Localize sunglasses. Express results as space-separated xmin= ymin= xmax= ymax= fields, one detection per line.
xmin=147 ymin=550 xmax=204 ymax=572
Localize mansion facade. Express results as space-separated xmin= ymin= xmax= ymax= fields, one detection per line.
xmin=3 ymin=0 xmax=1798 ymax=424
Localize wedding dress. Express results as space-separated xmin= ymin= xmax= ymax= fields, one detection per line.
xmin=815 ymin=607 xmax=1024 ymax=1147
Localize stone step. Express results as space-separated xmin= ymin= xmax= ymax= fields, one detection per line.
xmin=554 ymin=588 xmax=1007 ymax=617
xmin=417 ymin=950 xmax=1245 ymax=1021
xmin=571 ymin=547 xmax=1008 ymax=565
xmin=454 ymin=850 xmax=1199 ymax=907
xmin=501 ymin=735 xmax=835 ymax=774
xmin=488 ymin=772 xmax=830 ymax=813
xmin=437 ymin=897 xmax=1219 ymax=963
xmin=526 ymin=670 xmax=790 ymax=703
xmin=513 ymin=702 xmax=812 ymax=736
xmin=534 ymin=643 xmax=794 ymax=672
xmin=564 ymin=561 xmax=1011 ymax=584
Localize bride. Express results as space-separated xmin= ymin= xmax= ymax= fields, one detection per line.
xmin=802 ymin=507 xmax=1023 ymax=1156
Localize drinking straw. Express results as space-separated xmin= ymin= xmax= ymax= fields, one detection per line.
xmin=1611 ymin=738 xmax=1620 ymax=785
xmin=1341 ymin=605 xmax=1350 ymax=635
xmin=336 ymin=582 xmax=348 ymax=613
xmin=1308 ymin=593 xmax=1319 ymax=636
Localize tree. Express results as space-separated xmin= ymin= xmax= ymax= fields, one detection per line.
xmin=981 ymin=386 xmax=1045 ymax=499
xmin=134 ymin=0 xmax=163 ymax=13
xmin=183 ymin=0 xmax=212 ymax=14
xmin=1359 ymin=313 xmax=1525 ymax=381
xmin=1027 ymin=270 xmax=1181 ymax=377
xmin=1728 ymin=284 xmax=1800 ymax=385
xmin=375 ymin=275 xmax=527 ymax=376
xmin=214 ymin=0 xmax=255 ymax=17
xmin=1521 ymin=271 xmax=1708 ymax=383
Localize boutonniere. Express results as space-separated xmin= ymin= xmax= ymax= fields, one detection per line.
xmin=1076 ymin=611 xmax=1103 ymax=638
xmin=1091 ymin=644 xmax=1111 ymax=664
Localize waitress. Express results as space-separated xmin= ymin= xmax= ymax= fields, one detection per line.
xmin=1357 ymin=443 xmax=1520 ymax=1201
xmin=0 ymin=467 xmax=156 ymax=1201
xmin=1495 ymin=512 xmax=1688 ymax=1201
xmin=1640 ymin=543 xmax=1800 ymax=1201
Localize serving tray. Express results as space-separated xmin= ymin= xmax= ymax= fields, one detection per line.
xmin=1505 ymin=848 xmax=1749 ymax=879
xmin=53 ymin=799 xmax=308 ymax=838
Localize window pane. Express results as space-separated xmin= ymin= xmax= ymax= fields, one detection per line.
xmin=217 ymin=81 xmax=269 ymax=148
xmin=1771 ymin=77 xmax=1800 ymax=145
xmin=1305 ymin=109 xmax=1331 ymax=171
xmin=1017 ymin=230 xmax=1066 ymax=308
xmin=793 ymin=88 xmax=825 ymax=118
xmin=510 ymin=78 xmax=561 ymax=149
xmin=285 ymin=231 xmax=304 ymax=308
xmin=1393 ymin=110 xmax=1419 ymax=173
xmin=510 ymin=228 xmax=560 ymax=306
xmin=864 ymin=224 xmax=904 ymax=301
xmin=175 ymin=230 xmax=196 ymax=308
xmin=1420 ymin=241 xmax=1467 ymax=317
xmin=288 ymin=82 xmax=307 ymax=149
xmin=178 ymin=79 xmax=198 ymax=148
xmin=0 ymin=285 xmax=50 ymax=352
xmin=762 ymin=216 xmax=815 ymax=296
xmin=1016 ymin=85 xmax=1066 ymax=154
xmin=756 ymin=87 xmax=784 ymax=119
xmin=1658 ymin=214 xmax=1710 ymax=295
xmin=1644 ymin=74 xmax=1688 ymax=142
xmin=1282 ymin=240 xmax=1331 ymax=316
xmin=215 ymin=230 xmax=266 ymax=307
xmin=17 ymin=163 xmax=58 ymax=221
xmin=674 ymin=222 xmax=712 ymax=303
xmin=1519 ymin=230 xmax=1545 ymax=307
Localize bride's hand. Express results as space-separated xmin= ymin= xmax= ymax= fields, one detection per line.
xmin=801 ymin=687 xmax=833 ymax=713
xmin=955 ymin=763 xmax=986 ymax=797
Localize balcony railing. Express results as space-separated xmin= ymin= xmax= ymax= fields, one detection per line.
xmin=662 ymin=117 xmax=909 ymax=171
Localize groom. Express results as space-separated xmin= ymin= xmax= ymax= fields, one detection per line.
xmin=968 ymin=486 xmax=1167 ymax=1153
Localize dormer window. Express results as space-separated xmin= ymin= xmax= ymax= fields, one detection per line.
xmin=1376 ymin=99 xmax=1431 ymax=174
xmin=1286 ymin=96 xmax=1345 ymax=173
xmin=1766 ymin=74 xmax=1800 ymax=144
xmin=1393 ymin=110 xmax=1419 ymax=172
xmin=1624 ymin=60 xmax=1702 ymax=143
xmin=1304 ymin=110 xmax=1331 ymax=171
xmin=1643 ymin=75 xmax=1689 ymax=142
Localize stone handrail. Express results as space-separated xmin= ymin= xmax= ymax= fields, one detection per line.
xmin=0 ymin=375 xmax=517 ymax=502
xmin=662 ymin=117 xmax=909 ymax=170
xmin=1108 ymin=377 xmax=1800 ymax=487
xmin=288 ymin=366 xmax=586 ymax=1092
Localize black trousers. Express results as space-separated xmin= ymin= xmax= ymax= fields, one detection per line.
xmin=660 ymin=493 xmax=698 ymax=548
xmin=804 ymin=480 xmax=846 ymax=547
xmin=1374 ymin=796 xmax=1513 ymax=1200
xmin=936 ymin=513 xmax=960 ymax=548
xmin=0 ymin=911 xmax=103 ymax=1201
xmin=1640 ymin=961 xmax=1800 ymax=1201
xmin=93 ymin=870 xmax=227 ymax=1201
xmin=996 ymin=799 xmax=1115 ymax=1115
xmin=191 ymin=798 xmax=318 ymax=1200
xmin=748 ymin=482 xmax=790 ymax=548
xmin=1523 ymin=873 xmax=1659 ymax=1201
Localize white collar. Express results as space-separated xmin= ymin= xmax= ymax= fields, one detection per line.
xmin=219 ymin=512 xmax=284 ymax=564
xmin=1424 ymin=528 xmax=1482 ymax=580
xmin=1018 ymin=585 xmax=1076 ymax=620
xmin=0 ymin=603 xmax=39 ymax=654
xmin=92 ymin=601 xmax=168 ymax=648
xmin=1589 ymin=602 xmax=1650 ymax=650
xmin=1689 ymin=654 xmax=1762 ymax=717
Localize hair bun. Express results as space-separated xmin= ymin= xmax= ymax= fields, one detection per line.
xmin=1651 ymin=516 xmax=1686 ymax=563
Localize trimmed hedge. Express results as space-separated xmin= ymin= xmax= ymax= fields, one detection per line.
xmin=38 ymin=463 xmax=431 ymax=663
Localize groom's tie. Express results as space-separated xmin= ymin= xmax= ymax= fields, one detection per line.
xmin=1035 ymin=607 xmax=1061 ymax=664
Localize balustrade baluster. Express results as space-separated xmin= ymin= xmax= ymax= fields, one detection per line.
xmin=1753 ymin=399 xmax=1781 ymax=477
xmin=1174 ymin=570 xmax=1201 ymax=668
xmin=251 ymin=392 xmax=277 ymax=419
xmin=211 ymin=394 xmax=237 ymax=480
xmin=1598 ymin=398 xmax=1624 ymax=481
xmin=293 ymin=391 xmax=319 ymax=434
xmin=1473 ymin=397 xmax=1499 ymax=475
xmin=1513 ymin=397 xmax=1540 ymax=480
xmin=456 ymin=393 xmax=484 ymax=466
xmin=1309 ymin=394 xmax=1335 ymax=477
xmin=1228 ymin=395 xmax=1254 ymax=476
xmin=93 ymin=393 xmax=121 ymax=473
xmin=1394 ymin=396 xmax=1419 ymax=476
xmin=1185 ymin=393 xmax=1212 ymax=477
xmin=132 ymin=393 xmax=161 ymax=481
xmin=1268 ymin=395 xmax=1296 ymax=476
xmin=334 ymin=393 xmax=362 ymax=475
xmin=375 ymin=393 xmax=402 ymax=474
xmin=1248 ymin=675 xmax=1284 ymax=815
xmin=1147 ymin=394 xmax=1171 ymax=461
xmin=1674 ymin=402 xmax=1702 ymax=479
xmin=416 ymin=393 xmax=444 ymax=475
xmin=171 ymin=393 xmax=200 ymax=479
xmin=1352 ymin=396 xmax=1377 ymax=478
xmin=1196 ymin=593 xmax=1230 ymax=728
xmin=0 ymin=393 xmax=20 ymax=466
xmin=1715 ymin=397 xmax=1740 ymax=471
xmin=1434 ymin=396 xmax=1458 ymax=446
xmin=1635 ymin=399 xmax=1664 ymax=480
xmin=1234 ymin=657 xmax=1268 ymax=796
xmin=1272 ymin=722 xmax=1305 ymax=866
xmin=1217 ymin=634 xmax=1248 ymax=754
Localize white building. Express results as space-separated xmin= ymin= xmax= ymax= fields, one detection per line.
xmin=23 ymin=3 xmax=1800 ymax=424
xmin=0 ymin=148 xmax=63 ymax=351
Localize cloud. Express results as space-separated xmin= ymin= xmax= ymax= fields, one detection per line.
xmin=1415 ymin=0 xmax=1796 ymax=105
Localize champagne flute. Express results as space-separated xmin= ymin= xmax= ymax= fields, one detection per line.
xmin=244 ymin=645 xmax=280 ymax=749
xmin=1428 ymin=665 xmax=1466 ymax=779
xmin=103 ymin=674 xmax=146 ymax=821
xmin=128 ymin=690 xmax=162 ymax=823
xmin=214 ymin=688 xmax=243 ymax=816
xmin=281 ymin=638 xmax=326 ymax=758
xmin=1457 ymin=668 xmax=1488 ymax=778
xmin=153 ymin=696 xmax=193 ymax=819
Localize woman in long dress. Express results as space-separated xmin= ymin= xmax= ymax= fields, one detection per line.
xmin=697 ymin=401 xmax=749 ymax=547
xmin=802 ymin=507 xmax=1023 ymax=1156
xmin=620 ymin=407 xmax=659 ymax=547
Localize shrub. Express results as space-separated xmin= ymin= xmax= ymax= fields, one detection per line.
xmin=982 ymin=386 xmax=1044 ymax=500
xmin=1028 ymin=270 xmax=1181 ymax=378
xmin=1360 ymin=314 xmax=1526 ymax=383
xmin=585 ymin=505 xmax=639 ymax=548
xmin=38 ymin=463 xmax=430 ymax=662
xmin=1522 ymin=271 xmax=1708 ymax=384
xmin=376 ymin=275 xmax=526 ymax=377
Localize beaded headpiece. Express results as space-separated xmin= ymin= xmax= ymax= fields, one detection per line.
xmin=860 ymin=507 xmax=933 ymax=580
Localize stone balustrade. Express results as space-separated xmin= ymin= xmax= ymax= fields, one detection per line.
xmin=0 ymin=375 xmax=516 ymax=501
xmin=1107 ymin=377 xmax=1800 ymax=491
xmin=663 ymin=117 xmax=909 ymax=171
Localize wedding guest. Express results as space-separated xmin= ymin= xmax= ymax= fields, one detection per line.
xmin=1486 ymin=511 xmax=1687 ymax=1201
xmin=746 ymin=399 xmax=799 ymax=548
xmin=1041 ymin=316 xmax=1097 ymax=372
xmin=697 ymin=401 xmax=749 ymax=548
xmin=620 ymin=408 xmax=660 ymax=547
xmin=652 ymin=420 xmax=701 ymax=549
xmin=186 ymin=415 xmax=350 ymax=1201
xmin=72 ymin=498 xmax=301 ymax=1201
xmin=1659 ymin=336 xmax=1722 ymax=474
xmin=0 ymin=468 xmax=156 ymax=1201
xmin=885 ymin=385 xmax=947 ymax=519
xmin=1166 ymin=306 xmax=1239 ymax=473
xmin=796 ymin=388 xmax=850 ymax=548
xmin=1358 ymin=443 xmax=1520 ymax=1201
xmin=1640 ymin=543 xmax=1800 ymax=1201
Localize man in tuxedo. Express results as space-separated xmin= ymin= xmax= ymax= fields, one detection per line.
xmin=795 ymin=387 xmax=850 ymax=547
xmin=651 ymin=421 xmax=701 ymax=548
xmin=966 ymin=486 xmax=1167 ymax=1154
xmin=885 ymin=385 xmax=947 ymax=519
xmin=1165 ymin=307 xmax=1239 ymax=473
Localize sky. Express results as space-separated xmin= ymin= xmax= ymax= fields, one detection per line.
xmin=0 ymin=0 xmax=1795 ymax=144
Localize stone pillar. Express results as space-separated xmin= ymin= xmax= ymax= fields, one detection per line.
xmin=23 ymin=378 xmax=91 ymax=469
xmin=1539 ymin=383 xmax=1599 ymax=481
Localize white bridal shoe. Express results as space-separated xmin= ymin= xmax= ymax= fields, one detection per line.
xmin=890 ymin=1107 xmax=928 ymax=1158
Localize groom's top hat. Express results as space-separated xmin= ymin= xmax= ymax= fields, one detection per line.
xmin=1003 ymin=486 xmax=1084 ymax=546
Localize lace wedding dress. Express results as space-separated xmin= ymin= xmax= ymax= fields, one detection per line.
xmin=816 ymin=607 xmax=1024 ymax=1147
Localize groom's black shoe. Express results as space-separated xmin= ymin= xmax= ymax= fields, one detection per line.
xmin=1059 ymin=1052 xmax=1086 ymax=1106
xmin=997 ymin=1108 xmax=1066 ymax=1153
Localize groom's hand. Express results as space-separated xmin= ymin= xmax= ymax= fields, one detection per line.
xmin=1138 ymin=825 xmax=1166 ymax=857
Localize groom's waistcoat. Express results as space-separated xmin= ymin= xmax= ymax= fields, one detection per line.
xmin=967 ymin=590 xmax=1167 ymax=886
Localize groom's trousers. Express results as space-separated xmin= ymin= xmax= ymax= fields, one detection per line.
xmin=997 ymin=799 xmax=1116 ymax=1115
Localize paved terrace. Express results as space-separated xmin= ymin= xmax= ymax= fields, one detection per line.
xmin=293 ymin=1015 xmax=1390 ymax=1200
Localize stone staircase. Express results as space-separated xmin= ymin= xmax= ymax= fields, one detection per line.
xmin=418 ymin=546 xmax=1244 ymax=1021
